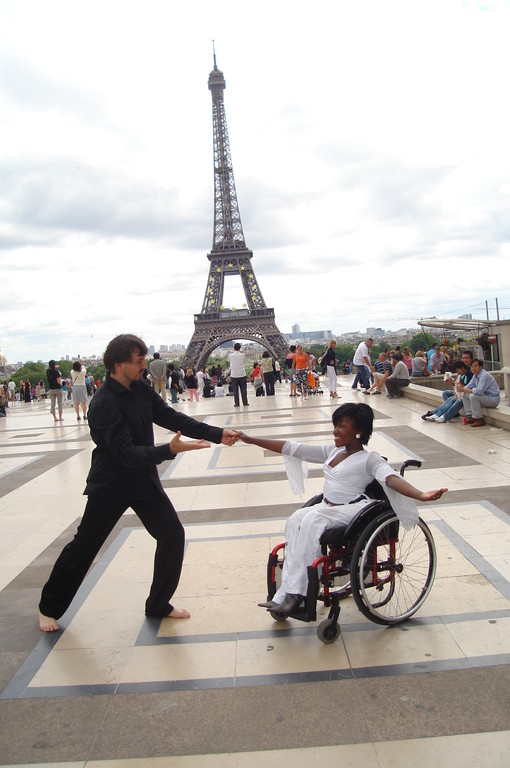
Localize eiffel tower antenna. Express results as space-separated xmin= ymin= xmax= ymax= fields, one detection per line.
xmin=183 ymin=54 xmax=288 ymax=370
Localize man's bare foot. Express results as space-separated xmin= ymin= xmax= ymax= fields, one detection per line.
xmin=167 ymin=607 xmax=191 ymax=619
xmin=38 ymin=611 xmax=60 ymax=632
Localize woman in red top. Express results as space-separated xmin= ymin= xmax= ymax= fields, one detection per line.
xmin=291 ymin=345 xmax=310 ymax=398
xmin=251 ymin=362 xmax=265 ymax=397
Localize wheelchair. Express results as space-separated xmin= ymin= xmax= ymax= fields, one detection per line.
xmin=264 ymin=460 xmax=437 ymax=644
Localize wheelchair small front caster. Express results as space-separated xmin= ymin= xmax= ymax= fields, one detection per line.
xmin=317 ymin=618 xmax=341 ymax=644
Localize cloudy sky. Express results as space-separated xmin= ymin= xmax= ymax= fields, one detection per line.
xmin=1 ymin=0 xmax=509 ymax=362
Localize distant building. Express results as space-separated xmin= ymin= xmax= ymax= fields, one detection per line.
xmin=283 ymin=329 xmax=333 ymax=343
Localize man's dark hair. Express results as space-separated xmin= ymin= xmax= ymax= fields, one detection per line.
xmin=453 ymin=360 xmax=468 ymax=371
xmin=168 ymin=363 xmax=175 ymax=371
xmin=103 ymin=334 xmax=148 ymax=372
xmin=461 ymin=349 xmax=474 ymax=361
xmin=234 ymin=343 xmax=241 ymax=351
xmin=473 ymin=359 xmax=484 ymax=367
xmin=72 ymin=361 xmax=82 ymax=373
xmin=332 ymin=403 xmax=374 ymax=445
xmin=153 ymin=352 xmax=160 ymax=359
xmin=48 ymin=359 xmax=57 ymax=369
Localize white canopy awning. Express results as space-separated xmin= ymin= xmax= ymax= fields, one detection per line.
xmin=418 ymin=317 xmax=491 ymax=333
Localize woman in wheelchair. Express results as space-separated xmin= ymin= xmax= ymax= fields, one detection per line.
xmin=237 ymin=402 xmax=447 ymax=617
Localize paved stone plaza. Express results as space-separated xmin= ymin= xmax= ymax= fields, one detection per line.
xmin=1 ymin=377 xmax=510 ymax=766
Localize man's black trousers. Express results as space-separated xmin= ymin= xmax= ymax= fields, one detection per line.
xmin=39 ymin=490 xmax=184 ymax=620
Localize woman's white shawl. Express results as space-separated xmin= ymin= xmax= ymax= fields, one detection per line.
xmin=282 ymin=441 xmax=418 ymax=530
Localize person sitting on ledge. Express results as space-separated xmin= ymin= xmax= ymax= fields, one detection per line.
xmin=385 ymin=353 xmax=410 ymax=398
xmin=236 ymin=402 xmax=447 ymax=617
xmin=457 ymin=359 xmax=500 ymax=428
xmin=421 ymin=360 xmax=470 ymax=423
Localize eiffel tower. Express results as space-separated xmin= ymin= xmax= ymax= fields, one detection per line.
xmin=182 ymin=53 xmax=288 ymax=371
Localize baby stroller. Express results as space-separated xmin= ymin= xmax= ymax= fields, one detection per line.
xmin=263 ymin=460 xmax=436 ymax=643
xmin=307 ymin=371 xmax=323 ymax=395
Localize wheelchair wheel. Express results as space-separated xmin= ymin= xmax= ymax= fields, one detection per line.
xmin=350 ymin=512 xmax=436 ymax=625
xmin=317 ymin=619 xmax=341 ymax=644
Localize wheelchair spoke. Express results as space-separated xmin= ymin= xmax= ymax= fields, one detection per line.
xmin=351 ymin=513 xmax=436 ymax=625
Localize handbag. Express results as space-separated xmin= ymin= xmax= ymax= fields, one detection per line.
xmin=253 ymin=374 xmax=263 ymax=388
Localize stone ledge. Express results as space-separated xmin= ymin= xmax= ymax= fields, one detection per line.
xmin=406 ymin=383 xmax=510 ymax=430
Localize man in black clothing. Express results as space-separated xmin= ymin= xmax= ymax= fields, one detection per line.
xmin=167 ymin=363 xmax=180 ymax=404
xmin=38 ymin=334 xmax=239 ymax=632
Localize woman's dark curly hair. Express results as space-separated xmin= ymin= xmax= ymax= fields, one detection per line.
xmin=332 ymin=402 xmax=374 ymax=445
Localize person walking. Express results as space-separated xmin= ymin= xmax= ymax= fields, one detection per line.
xmin=352 ymin=338 xmax=374 ymax=390
xmin=228 ymin=343 xmax=249 ymax=407
xmin=47 ymin=360 xmax=64 ymax=422
xmin=260 ymin=350 xmax=276 ymax=396
xmin=149 ymin=353 xmax=168 ymax=403
xmin=322 ymin=339 xmax=339 ymax=399
xmin=70 ymin=360 xmax=88 ymax=421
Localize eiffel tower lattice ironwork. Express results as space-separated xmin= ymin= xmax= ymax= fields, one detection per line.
xmin=182 ymin=54 xmax=288 ymax=371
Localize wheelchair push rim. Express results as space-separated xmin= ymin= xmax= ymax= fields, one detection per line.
xmin=350 ymin=513 xmax=436 ymax=625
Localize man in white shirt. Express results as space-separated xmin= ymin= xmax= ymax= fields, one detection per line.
xmin=228 ymin=343 xmax=249 ymax=407
xmin=352 ymin=338 xmax=374 ymax=390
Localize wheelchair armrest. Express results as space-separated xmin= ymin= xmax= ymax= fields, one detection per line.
xmin=400 ymin=459 xmax=422 ymax=476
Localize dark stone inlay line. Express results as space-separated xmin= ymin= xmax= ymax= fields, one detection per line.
xmin=0 ymin=527 xmax=138 ymax=701
xmin=4 ymin=434 xmax=93 ymax=446
xmin=136 ymin=607 xmax=510 ymax=647
xmin=0 ymin=449 xmax=85 ymax=499
xmin=11 ymin=652 xmax=510 ymax=699
xmin=431 ymin=515 xmax=510 ymax=602
xmin=9 ymin=433 xmax=44 ymax=439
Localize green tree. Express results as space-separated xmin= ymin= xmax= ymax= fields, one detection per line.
xmin=408 ymin=333 xmax=440 ymax=354
xmin=10 ymin=362 xmax=47 ymax=388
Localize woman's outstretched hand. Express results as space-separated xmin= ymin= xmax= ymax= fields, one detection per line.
xmin=170 ymin=431 xmax=211 ymax=454
xmin=420 ymin=488 xmax=448 ymax=502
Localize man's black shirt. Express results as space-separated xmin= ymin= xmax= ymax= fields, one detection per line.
xmin=85 ymin=376 xmax=223 ymax=500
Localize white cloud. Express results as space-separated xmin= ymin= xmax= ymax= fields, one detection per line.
xmin=0 ymin=0 xmax=509 ymax=362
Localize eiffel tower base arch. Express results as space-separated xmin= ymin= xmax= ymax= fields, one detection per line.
xmin=182 ymin=310 xmax=288 ymax=371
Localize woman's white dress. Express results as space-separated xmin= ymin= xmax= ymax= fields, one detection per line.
xmin=272 ymin=441 xmax=418 ymax=602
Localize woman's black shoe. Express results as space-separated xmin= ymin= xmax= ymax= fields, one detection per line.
xmin=276 ymin=593 xmax=305 ymax=615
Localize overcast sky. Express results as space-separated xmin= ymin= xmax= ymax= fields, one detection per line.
xmin=1 ymin=0 xmax=509 ymax=362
